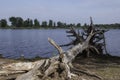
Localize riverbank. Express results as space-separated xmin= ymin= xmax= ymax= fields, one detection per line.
xmin=0 ymin=26 xmax=120 ymax=29
xmin=0 ymin=55 xmax=120 ymax=80
xmin=0 ymin=26 xmax=72 ymax=29
xmin=74 ymin=55 xmax=120 ymax=80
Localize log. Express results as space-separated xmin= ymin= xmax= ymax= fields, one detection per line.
xmin=61 ymin=17 xmax=108 ymax=57
xmin=0 ymin=36 xmax=102 ymax=80
xmin=0 ymin=18 xmax=103 ymax=80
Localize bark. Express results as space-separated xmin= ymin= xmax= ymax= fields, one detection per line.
xmin=0 ymin=36 xmax=102 ymax=80
xmin=61 ymin=17 xmax=108 ymax=57
xmin=0 ymin=17 xmax=103 ymax=80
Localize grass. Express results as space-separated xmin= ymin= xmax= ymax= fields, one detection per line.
xmin=74 ymin=55 xmax=120 ymax=80
xmin=96 ymin=67 xmax=120 ymax=80
xmin=0 ymin=55 xmax=120 ymax=80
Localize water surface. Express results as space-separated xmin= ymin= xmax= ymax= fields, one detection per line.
xmin=0 ymin=29 xmax=119 ymax=58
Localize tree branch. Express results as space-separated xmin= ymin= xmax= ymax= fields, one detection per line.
xmin=48 ymin=38 xmax=63 ymax=54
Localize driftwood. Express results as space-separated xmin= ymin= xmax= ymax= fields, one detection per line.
xmin=61 ymin=17 xmax=108 ymax=57
xmin=0 ymin=18 xmax=103 ymax=80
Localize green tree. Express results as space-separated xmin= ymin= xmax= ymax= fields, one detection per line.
xmin=57 ymin=21 xmax=62 ymax=27
xmin=23 ymin=18 xmax=33 ymax=27
xmin=9 ymin=17 xmax=17 ymax=27
xmin=41 ymin=21 xmax=47 ymax=27
xmin=16 ymin=17 xmax=23 ymax=27
xmin=34 ymin=19 xmax=40 ymax=27
xmin=69 ymin=23 xmax=75 ymax=27
xmin=84 ymin=23 xmax=87 ymax=27
xmin=83 ymin=23 xmax=88 ymax=29
xmin=29 ymin=19 xmax=33 ymax=27
xmin=23 ymin=20 xmax=28 ymax=27
xmin=62 ymin=23 xmax=67 ymax=28
xmin=76 ymin=23 xmax=81 ymax=27
xmin=53 ymin=22 xmax=56 ymax=28
xmin=0 ymin=19 xmax=7 ymax=27
xmin=9 ymin=17 xmax=24 ymax=27
xmin=48 ymin=20 xmax=53 ymax=27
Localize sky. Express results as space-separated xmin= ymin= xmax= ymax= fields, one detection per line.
xmin=0 ymin=0 xmax=120 ymax=24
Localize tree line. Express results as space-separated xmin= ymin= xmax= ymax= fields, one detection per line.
xmin=0 ymin=16 xmax=120 ymax=29
xmin=0 ymin=16 xmax=81 ymax=28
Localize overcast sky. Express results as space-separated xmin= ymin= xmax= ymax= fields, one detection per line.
xmin=0 ymin=0 xmax=120 ymax=24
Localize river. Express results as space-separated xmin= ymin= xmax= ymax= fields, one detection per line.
xmin=0 ymin=29 xmax=120 ymax=58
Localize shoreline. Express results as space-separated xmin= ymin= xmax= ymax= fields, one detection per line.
xmin=0 ymin=54 xmax=120 ymax=80
xmin=0 ymin=27 xmax=120 ymax=29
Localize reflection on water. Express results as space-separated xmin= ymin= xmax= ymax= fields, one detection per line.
xmin=0 ymin=29 xmax=120 ymax=58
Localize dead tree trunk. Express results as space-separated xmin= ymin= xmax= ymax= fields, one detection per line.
xmin=0 ymin=18 xmax=103 ymax=80
xmin=61 ymin=17 xmax=108 ymax=57
xmin=0 ymin=32 xmax=102 ymax=80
